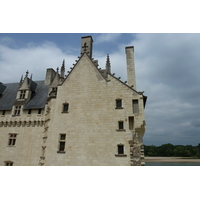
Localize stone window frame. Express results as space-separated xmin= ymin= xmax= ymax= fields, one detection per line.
xmin=115 ymin=98 xmax=123 ymax=109
xmin=7 ymin=133 xmax=18 ymax=147
xmin=62 ymin=103 xmax=69 ymax=113
xmin=19 ymin=90 xmax=26 ymax=99
xmin=116 ymin=121 xmax=126 ymax=131
xmin=132 ymin=99 xmax=139 ymax=114
xmin=4 ymin=161 xmax=14 ymax=166
xmin=57 ymin=133 xmax=66 ymax=153
xmin=115 ymin=144 xmax=127 ymax=157
xmin=14 ymin=106 xmax=21 ymax=116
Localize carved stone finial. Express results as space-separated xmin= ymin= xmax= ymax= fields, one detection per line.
xmin=25 ymin=70 xmax=29 ymax=77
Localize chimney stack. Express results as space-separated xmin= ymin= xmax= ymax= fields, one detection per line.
xmin=125 ymin=46 xmax=136 ymax=89
xmin=81 ymin=36 xmax=93 ymax=58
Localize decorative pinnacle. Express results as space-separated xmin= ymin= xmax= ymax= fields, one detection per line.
xmin=106 ymin=54 xmax=111 ymax=73
xmin=25 ymin=70 xmax=29 ymax=77
xmin=62 ymin=59 xmax=65 ymax=68
xmin=60 ymin=59 xmax=65 ymax=78
xmin=20 ymin=75 xmax=23 ymax=82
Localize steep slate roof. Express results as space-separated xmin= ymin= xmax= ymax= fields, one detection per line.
xmin=23 ymin=81 xmax=49 ymax=109
xmin=0 ymin=82 xmax=19 ymax=110
xmin=0 ymin=81 xmax=49 ymax=110
xmin=0 ymin=83 xmax=6 ymax=95
xmin=29 ymin=79 xmax=37 ymax=92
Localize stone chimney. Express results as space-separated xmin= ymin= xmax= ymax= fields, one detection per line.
xmin=125 ymin=46 xmax=136 ymax=89
xmin=81 ymin=36 xmax=93 ymax=58
xmin=45 ymin=68 xmax=56 ymax=85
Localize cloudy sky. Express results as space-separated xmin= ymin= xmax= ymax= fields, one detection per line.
xmin=0 ymin=33 xmax=200 ymax=146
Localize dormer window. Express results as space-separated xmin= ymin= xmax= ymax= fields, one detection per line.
xmin=14 ymin=106 xmax=21 ymax=116
xmin=19 ymin=90 xmax=26 ymax=99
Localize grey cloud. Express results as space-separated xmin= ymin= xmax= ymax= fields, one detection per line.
xmin=95 ymin=33 xmax=122 ymax=44
xmin=131 ymin=33 xmax=200 ymax=145
xmin=1 ymin=33 xmax=200 ymax=146
xmin=0 ymin=41 xmax=77 ymax=83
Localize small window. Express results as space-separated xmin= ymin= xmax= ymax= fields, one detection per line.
xmin=19 ymin=90 xmax=26 ymax=99
xmin=58 ymin=134 xmax=66 ymax=153
xmin=116 ymin=99 xmax=123 ymax=109
xmin=52 ymin=87 xmax=57 ymax=92
xmin=118 ymin=145 xmax=124 ymax=154
xmin=38 ymin=108 xmax=42 ymax=114
xmin=115 ymin=144 xmax=127 ymax=157
xmin=28 ymin=109 xmax=32 ymax=114
xmin=2 ymin=110 xmax=6 ymax=115
xmin=52 ymin=87 xmax=57 ymax=95
xmin=8 ymin=134 xmax=17 ymax=146
xmin=4 ymin=161 xmax=13 ymax=166
xmin=14 ymin=106 xmax=21 ymax=116
xmin=62 ymin=103 xmax=69 ymax=113
xmin=118 ymin=121 xmax=124 ymax=130
xmin=132 ymin=100 xmax=139 ymax=114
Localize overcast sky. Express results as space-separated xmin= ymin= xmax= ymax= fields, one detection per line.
xmin=0 ymin=33 xmax=200 ymax=146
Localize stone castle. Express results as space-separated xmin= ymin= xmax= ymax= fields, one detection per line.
xmin=0 ymin=36 xmax=147 ymax=166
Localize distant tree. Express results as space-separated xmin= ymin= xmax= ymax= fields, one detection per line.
xmin=144 ymin=143 xmax=200 ymax=157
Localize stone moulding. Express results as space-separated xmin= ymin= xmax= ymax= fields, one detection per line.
xmin=0 ymin=119 xmax=45 ymax=127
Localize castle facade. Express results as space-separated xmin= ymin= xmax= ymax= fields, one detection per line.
xmin=0 ymin=36 xmax=147 ymax=166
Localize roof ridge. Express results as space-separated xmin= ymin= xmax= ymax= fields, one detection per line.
xmin=108 ymin=73 xmax=141 ymax=94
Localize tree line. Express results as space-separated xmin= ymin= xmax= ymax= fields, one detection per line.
xmin=144 ymin=143 xmax=200 ymax=158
